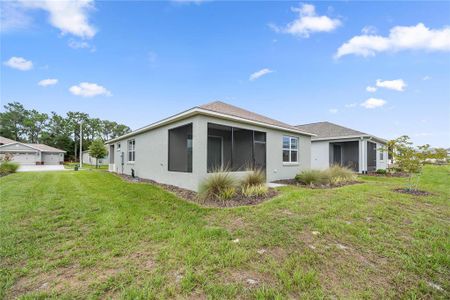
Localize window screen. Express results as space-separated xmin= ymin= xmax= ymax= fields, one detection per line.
xmin=168 ymin=123 xmax=193 ymax=172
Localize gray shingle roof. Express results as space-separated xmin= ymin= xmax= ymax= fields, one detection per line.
xmin=26 ymin=144 xmax=66 ymax=153
xmin=0 ymin=136 xmax=16 ymax=145
xmin=295 ymin=122 xmax=369 ymax=140
xmin=199 ymin=101 xmax=313 ymax=135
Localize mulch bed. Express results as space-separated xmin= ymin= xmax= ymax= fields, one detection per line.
xmin=272 ymin=179 xmax=362 ymax=189
xmin=393 ymin=188 xmax=432 ymax=196
xmin=118 ymin=174 xmax=279 ymax=208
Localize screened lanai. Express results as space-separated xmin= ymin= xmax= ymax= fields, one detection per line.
xmin=207 ymin=123 xmax=266 ymax=172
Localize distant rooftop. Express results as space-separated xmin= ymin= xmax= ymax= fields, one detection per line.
xmin=296 ymin=122 xmax=372 ymax=140
xmin=0 ymin=136 xmax=16 ymax=145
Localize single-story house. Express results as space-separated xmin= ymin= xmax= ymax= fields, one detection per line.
xmin=106 ymin=101 xmax=314 ymax=191
xmin=0 ymin=136 xmax=16 ymax=145
xmin=82 ymin=149 xmax=109 ymax=166
xmin=295 ymin=122 xmax=387 ymax=173
xmin=0 ymin=137 xmax=66 ymax=165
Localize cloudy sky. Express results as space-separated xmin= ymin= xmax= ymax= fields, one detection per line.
xmin=1 ymin=1 xmax=449 ymax=147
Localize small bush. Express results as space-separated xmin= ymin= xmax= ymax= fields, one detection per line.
xmin=295 ymin=166 xmax=356 ymax=186
xmin=219 ymin=187 xmax=237 ymax=200
xmin=241 ymin=184 xmax=268 ymax=197
xmin=241 ymin=168 xmax=265 ymax=187
xmin=199 ymin=171 xmax=236 ymax=200
xmin=295 ymin=170 xmax=329 ymax=185
xmin=326 ymin=165 xmax=356 ymax=182
xmin=0 ymin=162 xmax=19 ymax=176
xmin=376 ymin=169 xmax=387 ymax=174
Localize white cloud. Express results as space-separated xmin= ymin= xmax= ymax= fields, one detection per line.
xmin=13 ymin=0 xmax=96 ymax=39
xmin=366 ymin=86 xmax=377 ymax=93
xmin=68 ymin=39 xmax=96 ymax=52
xmin=345 ymin=103 xmax=358 ymax=108
xmin=329 ymin=108 xmax=338 ymax=114
xmin=361 ymin=98 xmax=386 ymax=109
xmin=422 ymin=75 xmax=431 ymax=81
xmin=376 ymin=79 xmax=406 ymax=91
xmin=249 ymin=68 xmax=273 ymax=81
xmin=361 ymin=25 xmax=377 ymax=35
xmin=69 ymin=82 xmax=111 ymax=97
xmin=38 ymin=78 xmax=58 ymax=87
xmin=270 ymin=3 xmax=341 ymax=38
xmin=0 ymin=1 xmax=32 ymax=32
xmin=3 ymin=56 xmax=33 ymax=71
xmin=335 ymin=23 xmax=450 ymax=58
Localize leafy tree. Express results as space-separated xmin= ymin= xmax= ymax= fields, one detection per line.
xmin=0 ymin=102 xmax=131 ymax=161
xmin=0 ymin=102 xmax=28 ymax=141
xmin=88 ymin=139 xmax=108 ymax=168
xmin=24 ymin=109 xmax=48 ymax=143
xmin=383 ymin=136 xmax=437 ymax=191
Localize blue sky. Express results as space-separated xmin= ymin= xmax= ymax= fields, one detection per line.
xmin=1 ymin=1 xmax=450 ymax=147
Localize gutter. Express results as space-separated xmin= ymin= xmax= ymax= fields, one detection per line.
xmin=106 ymin=108 xmax=316 ymax=144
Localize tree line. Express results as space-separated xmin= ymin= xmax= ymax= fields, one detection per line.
xmin=0 ymin=102 xmax=131 ymax=161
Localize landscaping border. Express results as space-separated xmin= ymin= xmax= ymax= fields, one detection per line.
xmin=117 ymin=174 xmax=279 ymax=207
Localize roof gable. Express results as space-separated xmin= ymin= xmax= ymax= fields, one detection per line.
xmin=0 ymin=136 xmax=16 ymax=145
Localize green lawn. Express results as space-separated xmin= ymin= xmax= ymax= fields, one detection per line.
xmin=63 ymin=162 xmax=108 ymax=170
xmin=1 ymin=166 xmax=449 ymax=299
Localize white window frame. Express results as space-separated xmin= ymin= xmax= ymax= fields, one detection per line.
xmin=127 ymin=139 xmax=135 ymax=162
xmin=283 ymin=136 xmax=299 ymax=164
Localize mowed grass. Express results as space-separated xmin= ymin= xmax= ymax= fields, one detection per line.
xmin=1 ymin=166 xmax=449 ymax=299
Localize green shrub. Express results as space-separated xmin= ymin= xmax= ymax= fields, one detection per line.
xmin=0 ymin=162 xmax=19 ymax=176
xmin=295 ymin=166 xmax=356 ymax=186
xmin=241 ymin=168 xmax=266 ymax=187
xmin=241 ymin=184 xmax=268 ymax=197
xmin=326 ymin=165 xmax=356 ymax=183
xmin=219 ymin=187 xmax=237 ymax=200
xmin=376 ymin=169 xmax=387 ymax=174
xmin=295 ymin=170 xmax=329 ymax=185
xmin=199 ymin=172 xmax=236 ymax=200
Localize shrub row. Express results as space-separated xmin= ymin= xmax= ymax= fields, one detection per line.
xmin=295 ymin=165 xmax=356 ymax=186
xmin=199 ymin=168 xmax=267 ymax=201
xmin=0 ymin=162 xmax=19 ymax=176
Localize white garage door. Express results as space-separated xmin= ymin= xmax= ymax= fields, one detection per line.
xmin=43 ymin=153 xmax=61 ymax=165
xmin=10 ymin=152 xmax=37 ymax=165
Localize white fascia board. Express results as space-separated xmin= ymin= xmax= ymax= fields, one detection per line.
xmin=106 ymin=108 xmax=316 ymax=144
xmin=0 ymin=142 xmax=40 ymax=152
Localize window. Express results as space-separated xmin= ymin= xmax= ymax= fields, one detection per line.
xmin=117 ymin=143 xmax=121 ymax=152
xmin=168 ymin=123 xmax=193 ymax=172
xmin=128 ymin=139 xmax=135 ymax=162
xmin=379 ymin=151 xmax=384 ymax=161
xmin=207 ymin=123 xmax=266 ymax=172
xmin=283 ymin=136 xmax=298 ymax=163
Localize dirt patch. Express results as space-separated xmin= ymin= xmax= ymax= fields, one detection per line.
xmin=118 ymin=174 xmax=279 ymax=208
xmin=272 ymin=179 xmax=362 ymax=189
xmin=393 ymin=188 xmax=432 ymax=196
xmin=9 ymin=264 xmax=123 ymax=298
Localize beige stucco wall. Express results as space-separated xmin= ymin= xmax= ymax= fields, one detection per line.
xmin=109 ymin=114 xmax=311 ymax=191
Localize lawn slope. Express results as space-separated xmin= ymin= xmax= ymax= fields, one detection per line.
xmin=1 ymin=166 xmax=449 ymax=299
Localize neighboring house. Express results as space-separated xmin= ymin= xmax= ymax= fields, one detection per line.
xmin=106 ymin=101 xmax=314 ymax=191
xmin=295 ymin=122 xmax=387 ymax=173
xmin=0 ymin=137 xmax=65 ymax=165
xmin=82 ymin=149 xmax=109 ymax=166
xmin=0 ymin=136 xmax=16 ymax=145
